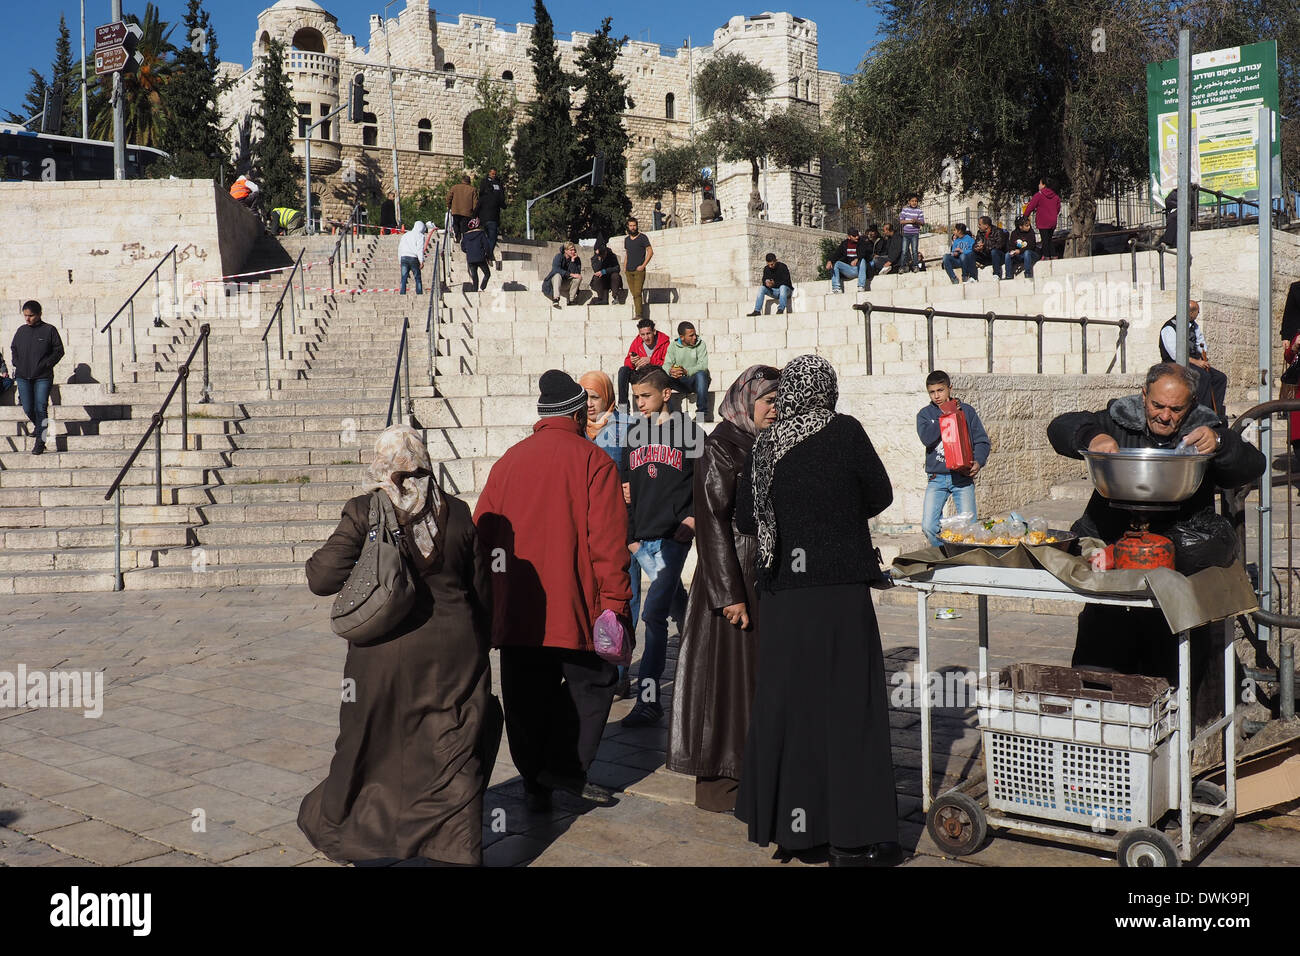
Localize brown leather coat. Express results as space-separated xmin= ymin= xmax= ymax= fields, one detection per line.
xmin=667 ymin=419 xmax=761 ymax=780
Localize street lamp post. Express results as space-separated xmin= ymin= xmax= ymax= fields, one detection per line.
xmin=383 ymin=0 xmax=403 ymax=229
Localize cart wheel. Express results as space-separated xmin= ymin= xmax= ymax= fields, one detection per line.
xmin=1118 ymin=828 xmax=1180 ymax=868
xmin=927 ymin=792 xmax=987 ymax=856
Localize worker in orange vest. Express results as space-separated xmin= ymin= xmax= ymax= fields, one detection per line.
xmin=230 ymin=175 xmax=260 ymax=208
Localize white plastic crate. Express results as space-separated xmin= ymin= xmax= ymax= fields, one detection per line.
xmin=977 ymin=664 xmax=1179 ymax=830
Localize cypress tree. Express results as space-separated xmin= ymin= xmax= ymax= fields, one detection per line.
xmin=250 ymin=37 xmax=299 ymax=212
xmin=568 ymin=18 xmax=632 ymax=241
xmin=156 ymin=0 xmax=230 ymax=180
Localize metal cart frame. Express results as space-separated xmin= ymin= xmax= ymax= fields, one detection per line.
xmin=897 ymin=564 xmax=1238 ymax=865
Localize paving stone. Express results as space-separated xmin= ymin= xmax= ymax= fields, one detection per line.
xmin=38 ymin=819 xmax=171 ymax=866
xmin=226 ymin=738 xmax=334 ymax=774
xmin=7 ymin=734 xmax=110 ymax=766
xmin=192 ymin=761 xmax=315 ymax=805
xmin=64 ymin=726 xmax=181 ymax=759
xmin=152 ymin=784 xmax=298 ymax=833
xmin=255 ymin=820 xmax=318 ymax=855
xmin=132 ymin=744 xmax=244 ymax=775
xmin=0 ymin=827 xmax=85 ymax=866
xmin=223 ymin=845 xmax=314 ymax=866
xmin=138 ymin=820 xmax=275 ymax=863
xmin=624 ymin=769 xmax=696 ymax=805
xmin=122 ymin=851 xmax=217 ymax=867
xmin=483 ymin=833 xmax=551 ymax=868
xmin=59 ymin=755 xmax=195 ymax=797
xmin=0 ymin=787 xmax=87 ymax=835
xmin=45 ymin=783 xmax=192 ymax=832
xmin=0 ymin=752 xmax=97 ymax=798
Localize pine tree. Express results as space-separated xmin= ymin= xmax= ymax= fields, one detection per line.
xmin=156 ymin=0 xmax=230 ymax=180
xmin=568 ymin=19 xmax=632 ymax=241
xmin=52 ymin=15 xmax=78 ymax=134
xmin=250 ymin=38 xmax=299 ymax=212
xmin=6 ymin=70 xmax=48 ymax=125
xmin=510 ymin=0 xmax=577 ymax=239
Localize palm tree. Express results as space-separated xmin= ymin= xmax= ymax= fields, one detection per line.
xmin=74 ymin=3 xmax=176 ymax=147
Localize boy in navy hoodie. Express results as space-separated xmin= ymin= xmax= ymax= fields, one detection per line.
xmin=916 ymin=370 xmax=991 ymax=546
xmin=621 ymin=365 xmax=701 ymax=727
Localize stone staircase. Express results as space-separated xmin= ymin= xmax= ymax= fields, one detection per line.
xmin=0 ymin=224 xmax=1256 ymax=592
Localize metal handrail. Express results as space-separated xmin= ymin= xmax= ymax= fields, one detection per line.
xmin=327 ymin=201 xmax=362 ymax=291
xmin=386 ymin=316 xmax=412 ymax=428
xmin=1127 ymin=238 xmax=1169 ymax=290
xmin=260 ymin=248 xmax=306 ymax=395
xmin=102 ymin=323 xmax=212 ymax=591
xmin=99 ymin=244 xmax=180 ymax=393
xmin=852 ymin=302 xmax=1128 ymax=376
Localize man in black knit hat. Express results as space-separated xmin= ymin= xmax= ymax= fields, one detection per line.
xmin=474 ymin=370 xmax=633 ymax=810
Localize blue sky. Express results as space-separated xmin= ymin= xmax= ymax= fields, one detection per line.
xmin=2 ymin=1 xmax=882 ymax=121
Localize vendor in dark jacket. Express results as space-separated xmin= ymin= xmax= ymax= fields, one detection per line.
xmin=1047 ymin=361 xmax=1266 ymax=687
xmin=973 ymin=216 xmax=1008 ymax=279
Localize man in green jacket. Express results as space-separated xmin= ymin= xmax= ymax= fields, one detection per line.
xmin=665 ymin=321 xmax=712 ymax=423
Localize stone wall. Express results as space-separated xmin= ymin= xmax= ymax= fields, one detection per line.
xmin=631 ymin=218 xmax=841 ymax=291
xmin=0 ymin=179 xmax=261 ymax=385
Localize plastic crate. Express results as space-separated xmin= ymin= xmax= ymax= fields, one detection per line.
xmin=977 ymin=664 xmax=1179 ymax=830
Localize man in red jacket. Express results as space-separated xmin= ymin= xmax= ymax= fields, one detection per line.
xmin=1024 ymin=178 xmax=1062 ymax=260
xmin=617 ymin=318 xmax=669 ymax=409
xmin=474 ymin=370 xmax=632 ymax=811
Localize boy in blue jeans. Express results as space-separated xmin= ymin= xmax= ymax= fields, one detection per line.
xmin=621 ymin=365 xmax=699 ymax=727
xmin=917 ymin=370 xmax=991 ymax=546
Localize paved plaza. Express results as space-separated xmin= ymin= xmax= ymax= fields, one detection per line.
xmin=0 ymin=586 xmax=1297 ymax=868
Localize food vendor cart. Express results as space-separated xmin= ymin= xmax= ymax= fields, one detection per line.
xmin=891 ymin=552 xmax=1257 ymax=867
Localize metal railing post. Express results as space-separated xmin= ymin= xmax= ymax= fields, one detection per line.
xmin=181 ymin=371 xmax=188 ymax=452
xmin=277 ymin=307 xmax=285 ymax=362
xmin=286 ymin=271 xmax=296 ymax=329
xmin=862 ymin=302 xmax=872 ymax=375
xmin=172 ymin=247 xmax=179 ymax=317
xmin=403 ymin=319 xmax=413 ymax=422
xmin=1081 ymin=317 xmax=1089 ymax=374
xmin=986 ymin=312 xmax=996 ymax=373
xmin=1157 ymin=244 xmax=1166 ymax=290
xmin=201 ymin=327 xmax=211 ymax=403
xmin=1130 ymin=240 xmax=1138 ymax=286
xmin=264 ymin=338 xmax=272 ymax=398
xmin=1119 ymin=321 xmax=1128 ymax=373
xmin=154 ymin=413 xmax=164 ymax=506
xmin=153 ymin=268 xmax=160 ymax=327
xmin=113 ymin=486 xmax=123 ymax=591
xmin=330 ymin=255 xmax=336 ymax=292
xmin=925 ymin=307 xmax=935 ymax=370
xmin=128 ymin=300 xmax=137 ymax=363
xmin=299 ymin=261 xmax=307 ymax=314
xmin=1035 ymin=315 xmax=1045 ymax=374
xmin=107 ymin=330 xmax=116 ymax=393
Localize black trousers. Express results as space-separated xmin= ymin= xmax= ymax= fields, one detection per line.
xmin=498 ymin=645 xmax=617 ymax=793
xmin=590 ymin=271 xmax=624 ymax=303
xmin=1194 ymin=364 xmax=1228 ymax=416
xmin=1038 ymin=227 xmax=1056 ymax=259
xmin=467 ymin=261 xmax=490 ymax=290
xmin=1072 ymin=605 xmax=1211 ymax=690
xmin=617 ymin=364 xmax=635 ymax=407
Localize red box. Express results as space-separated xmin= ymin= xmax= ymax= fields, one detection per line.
xmin=939 ymin=400 xmax=975 ymax=472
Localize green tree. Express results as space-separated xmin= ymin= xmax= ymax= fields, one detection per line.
xmin=5 ymin=17 xmax=76 ymax=130
xmin=155 ymin=0 xmax=230 ymax=180
xmin=250 ymin=38 xmax=299 ymax=213
xmin=81 ymin=4 xmax=177 ymax=147
xmin=568 ymin=18 xmax=632 ymax=241
xmin=463 ymin=72 xmax=523 ymax=234
xmin=694 ymin=52 xmax=826 ymax=218
xmin=511 ymin=0 xmax=577 ymax=239
xmin=6 ymin=70 xmax=48 ymax=126
xmin=634 ymin=140 xmax=706 ymax=222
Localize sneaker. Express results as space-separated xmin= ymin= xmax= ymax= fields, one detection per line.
xmin=614 ymin=677 xmax=634 ymax=700
xmin=746 ymin=310 xmax=761 ymax=317
xmin=552 ymin=300 xmax=562 ymax=310
xmin=620 ymin=700 xmax=664 ymax=728
xmin=32 ymin=442 xmax=46 ymax=456
xmin=831 ymin=288 xmax=844 ymax=294
xmin=963 ymin=277 xmax=976 ymax=283
xmin=480 ymin=277 xmax=490 ymax=291
xmin=775 ymin=308 xmax=785 ymax=314
xmin=537 ymin=770 xmax=616 ymax=806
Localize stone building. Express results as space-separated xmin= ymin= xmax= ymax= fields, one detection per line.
xmin=216 ymin=0 xmax=847 ymax=229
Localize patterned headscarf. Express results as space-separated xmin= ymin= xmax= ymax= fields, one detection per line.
xmin=719 ymin=365 xmax=781 ymax=438
xmin=362 ymin=424 xmax=447 ymax=559
xmin=751 ymin=355 xmax=839 ymax=570
xmin=579 ymin=370 xmax=616 ymax=440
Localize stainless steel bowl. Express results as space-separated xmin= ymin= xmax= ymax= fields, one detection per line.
xmin=1080 ymin=447 xmax=1214 ymax=503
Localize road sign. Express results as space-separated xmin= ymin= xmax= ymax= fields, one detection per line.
xmin=95 ymin=21 xmax=126 ymax=47
xmin=94 ymin=21 xmax=143 ymax=76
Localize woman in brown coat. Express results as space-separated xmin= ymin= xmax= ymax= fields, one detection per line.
xmin=299 ymin=424 xmax=500 ymax=866
xmin=666 ymin=366 xmax=780 ymax=812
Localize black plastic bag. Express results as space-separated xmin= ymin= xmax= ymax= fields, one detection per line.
xmin=1168 ymin=509 xmax=1236 ymax=576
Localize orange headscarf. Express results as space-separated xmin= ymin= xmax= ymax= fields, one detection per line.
xmin=579 ymin=370 xmax=615 ymax=440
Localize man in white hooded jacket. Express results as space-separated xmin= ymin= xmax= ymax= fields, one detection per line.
xmin=398 ymin=221 xmax=428 ymax=294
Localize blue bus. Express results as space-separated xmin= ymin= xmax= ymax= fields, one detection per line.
xmin=0 ymin=123 xmax=167 ymax=181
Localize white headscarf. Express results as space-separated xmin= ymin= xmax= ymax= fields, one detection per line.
xmin=361 ymin=424 xmax=446 ymax=559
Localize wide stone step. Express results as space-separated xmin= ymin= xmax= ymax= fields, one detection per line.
xmin=0 ymin=464 xmax=214 ymax=488
xmin=121 ymin=562 xmax=306 ymax=590
xmin=0 ymin=503 xmax=198 ymax=527
xmin=194 ymin=518 xmax=341 ymax=546
xmin=0 ymin=523 xmax=189 ymax=550
xmin=1 ymin=568 xmax=120 ymax=594
xmin=0 ymin=545 xmax=161 ymax=573
xmin=154 ymin=542 xmax=317 ymax=568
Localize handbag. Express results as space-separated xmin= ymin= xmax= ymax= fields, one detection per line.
xmin=330 ymin=492 xmax=418 ymax=644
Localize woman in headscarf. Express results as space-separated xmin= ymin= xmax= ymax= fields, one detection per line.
xmin=667 ymin=365 xmax=780 ymax=812
xmin=734 ymin=355 xmax=902 ymax=867
xmin=300 ymin=424 xmax=501 ymax=866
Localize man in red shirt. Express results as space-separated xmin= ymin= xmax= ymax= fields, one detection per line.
xmin=617 ymin=318 xmax=669 ymax=409
xmin=474 ymin=370 xmax=632 ymax=810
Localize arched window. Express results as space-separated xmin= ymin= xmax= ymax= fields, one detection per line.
xmin=443 ymin=63 xmax=456 ymax=89
xmin=362 ymin=111 xmax=378 ymax=147
xmin=624 ymin=94 xmax=634 ymax=111
xmin=502 ymin=70 xmax=514 ymax=81
xmin=291 ymin=28 xmax=326 ymax=53
xmin=665 ymin=93 xmax=674 ymax=120
xmin=417 ymin=118 xmax=432 ymax=152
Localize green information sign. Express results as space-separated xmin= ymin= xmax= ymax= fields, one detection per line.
xmin=1146 ymin=40 xmax=1280 ymax=206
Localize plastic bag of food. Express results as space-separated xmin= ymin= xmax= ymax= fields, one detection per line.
xmin=1004 ymin=518 xmax=1027 ymax=539
xmin=1027 ymin=517 xmax=1049 ymax=536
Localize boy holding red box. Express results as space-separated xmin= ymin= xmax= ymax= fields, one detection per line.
xmin=916 ymin=370 xmax=991 ymax=547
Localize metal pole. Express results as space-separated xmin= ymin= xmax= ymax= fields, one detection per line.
xmin=172 ymin=247 xmax=178 ymax=319
xmin=861 ymin=302 xmax=872 ymax=375
xmin=80 ymin=0 xmax=88 ymax=137
xmin=113 ymin=486 xmax=122 ymax=591
xmin=384 ymin=2 xmax=403 ymax=228
xmin=1036 ymin=316 xmax=1044 ymax=374
xmin=154 ymin=419 xmax=163 ymax=506
xmin=403 ymin=320 xmax=412 ymax=422
xmin=1081 ymin=317 xmax=1089 ymax=374
xmin=1175 ymin=28 xmax=1192 ymax=365
xmin=1258 ymin=106 xmax=1275 ymax=661
xmin=985 ymin=312 xmax=995 ymax=373
xmin=925 ymin=308 xmax=935 ymax=370
xmin=264 ymin=339 xmax=272 ymax=397
xmin=201 ymin=329 xmax=210 ymax=403
xmin=181 ymin=373 xmax=188 ymax=452
xmin=128 ymin=300 xmax=136 ymax=362
xmin=111 ymin=0 xmax=125 ymax=180
xmin=107 ymin=327 xmax=115 ymax=393
xmin=526 ymin=200 xmax=532 ymax=241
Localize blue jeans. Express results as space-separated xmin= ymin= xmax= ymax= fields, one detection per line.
xmin=830 ymin=260 xmax=865 ymax=292
xmin=922 ymin=474 xmax=978 ymax=547
xmin=483 ymin=219 xmax=499 ymax=253
xmin=943 ymin=251 xmax=977 ymax=283
xmin=1005 ymin=249 xmax=1039 ymax=279
xmin=685 ymin=370 xmax=711 ymax=416
xmin=754 ymin=284 xmax=791 ymax=312
xmin=988 ymin=249 xmax=1006 ymax=278
xmin=630 ymin=537 xmax=691 ymax=703
xmin=902 ymin=233 xmax=921 ymax=270
xmin=16 ymin=377 xmax=52 ymax=445
xmin=399 ymin=256 xmax=422 ymax=294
